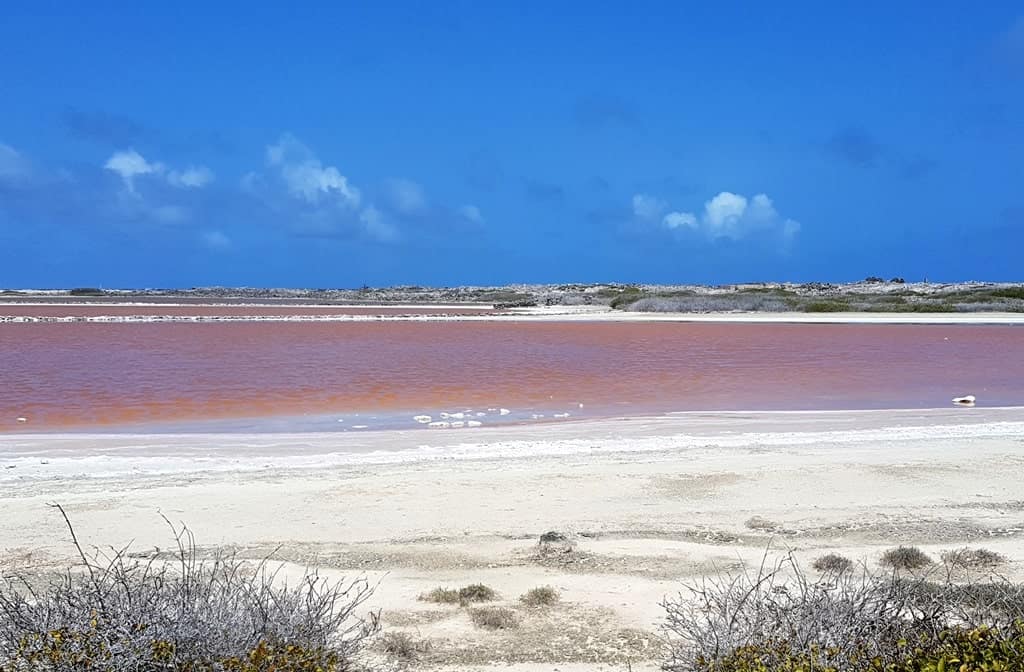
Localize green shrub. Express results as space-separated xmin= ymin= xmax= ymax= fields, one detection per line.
xmin=68 ymin=287 xmax=106 ymax=296
xmin=991 ymin=287 xmax=1024 ymax=300
xmin=520 ymin=586 xmax=560 ymax=607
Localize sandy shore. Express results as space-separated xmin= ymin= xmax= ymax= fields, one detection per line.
xmin=3 ymin=408 xmax=1024 ymax=670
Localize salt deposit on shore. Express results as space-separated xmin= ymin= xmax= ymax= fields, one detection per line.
xmin=4 ymin=408 xmax=1023 ymax=671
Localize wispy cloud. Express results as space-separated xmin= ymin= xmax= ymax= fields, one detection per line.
xmin=383 ymin=178 xmax=427 ymax=215
xmin=0 ymin=143 xmax=33 ymax=187
xmin=458 ymin=204 xmax=484 ymax=224
xmin=104 ymin=149 xmax=214 ymax=192
xmin=632 ymin=193 xmax=667 ymax=220
xmin=265 ymin=134 xmax=360 ymax=208
xmin=168 ymin=166 xmax=215 ymax=188
xmin=201 ymin=230 xmax=231 ymax=250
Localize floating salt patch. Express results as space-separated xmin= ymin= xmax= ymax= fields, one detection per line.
xmin=467 ymin=420 xmax=483 ymax=427
xmin=952 ymin=395 xmax=976 ymax=406
xmin=428 ymin=421 xmax=450 ymax=429
xmin=499 ymin=408 xmax=511 ymax=416
xmin=554 ymin=413 xmax=570 ymax=418
xmin=440 ymin=412 xmax=450 ymax=419
xmin=351 ymin=425 xmax=369 ymax=429
xmin=413 ymin=415 xmax=432 ymax=424
xmin=336 ymin=418 xmax=345 ymax=423
xmin=475 ymin=412 xmax=486 ymax=417
xmin=449 ymin=412 xmax=466 ymax=419
xmin=531 ymin=414 xmax=545 ymax=419
xmin=487 ymin=408 xmax=499 ymax=412
xmin=450 ymin=421 xmax=465 ymax=428
xmin=578 ymin=403 xmax=584 ymax=408
xmin=16 ymin=417 xmax=27 ymax=423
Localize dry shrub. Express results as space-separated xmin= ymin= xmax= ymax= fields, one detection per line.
xmin=812 ymin=553 xmax=853 ymax=574
xmin=941 ymin=547 xmax=1007 ymax=569
xmin=880 ymin=545 xmax=933 ymax=570
xmin=662 ymin=552 xmax=1024 ymax=672
xmin=744 ymin=516 xmax=779 ymax=532
xmin=469 ymin=606 xmax=518 ymax=630
xmin=418 ymin=583 xmax=496 ymax=606
xmin=0 ymin=505 xmax=378 ymax=672
xmin=457 ymin=583 xmax=497 ymax=603
xmin=380 ymin=631 xmax=431 ymax=661
xmin=418 ymin=587 xmax=461 ymax=604
xmin=520 ymin=585 xmax=559 ymax=607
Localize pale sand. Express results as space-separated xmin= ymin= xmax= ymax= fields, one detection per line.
xmin=3 ymin=408 xmax=1024 ymax=670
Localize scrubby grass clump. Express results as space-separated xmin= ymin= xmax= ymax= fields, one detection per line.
xmin=520 ymin=585 xmax=560 ymax=607
xmin=469 ymin=606 xmax=518 ymax=630
xmin=812 ymin=553 xmax=854 ymax=574
xmin=380 ymin=631 xmax=431 ymax=661
xmin=880 ymin=545 xmax=934 ymax=571
xmin=662 ymin=553 xmax=1024 ymax=672
xmin=942 ymin=547 xmax=1007 ymax=569
xmin=0 ymin=506 xmax=378 ymax=672
xmin=418 ymin=583 xmax=497 ymax=605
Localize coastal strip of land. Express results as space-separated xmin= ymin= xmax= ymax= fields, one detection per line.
xmin=2 ymin=408 xmax=1024 ymax=670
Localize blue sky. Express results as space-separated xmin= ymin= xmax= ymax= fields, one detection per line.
xmin=1 ymin=2 xmax=1022 ymax=287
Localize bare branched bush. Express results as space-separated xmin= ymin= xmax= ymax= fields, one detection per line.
xmin=469 ymin=606 xmax=518 ymax=630
xmin=661 ymin=552 xmax=1024 ymax=672
xmin=0 ymin=505 xmax=379 ymax=671
xmin=880 ymin=545 xmax=933 ymax=570
xmin=520 ymin=586 xmax=559 ymax=607
xmin=941 ymin=547 xmax=1007 ymax=569
xmin=812 ymin=553 xmax=854 ymax=574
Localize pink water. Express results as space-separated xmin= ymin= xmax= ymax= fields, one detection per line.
xmin=1 ymin=317 xmax=1022 ymax=432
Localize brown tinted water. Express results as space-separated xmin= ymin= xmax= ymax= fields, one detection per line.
xmin=1 ymin=319 xmax=1022 ymax=431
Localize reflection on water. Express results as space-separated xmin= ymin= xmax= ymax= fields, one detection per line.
xmin=2 ymin=316 xmax=1023 ymax=431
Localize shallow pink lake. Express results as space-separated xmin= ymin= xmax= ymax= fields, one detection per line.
xmin=1 ymin=318 xmax=1022 ymax=432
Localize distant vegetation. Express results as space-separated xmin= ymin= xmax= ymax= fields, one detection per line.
xmin=5 ymin=280 xmax=1024 ymax=314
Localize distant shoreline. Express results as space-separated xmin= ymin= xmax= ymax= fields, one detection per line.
xmin=3 ymin=303 xmax=1024 ymax=324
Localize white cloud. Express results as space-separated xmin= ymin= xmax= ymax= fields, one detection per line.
xmin=662 ymin=211 xmax=698 ymax=230
xmin=167 ymin=166 xmax=214 ymax=188
xmin=632 ymin=193 xmax=667 ymax=220
xmin=641 ymin=190 xmax=801 ymax=242
xmin=266 ymin=134 xmax=361 ymax=208
xmin=201 ymin=230 xmax=231 ymax=249
xmin=458 ymin=204 xmax=484 ymax=224
xmin=104 ymin=149 xmax=163 ymax=191
xmin=703 ymin=191 xmax=748 ymax=236
xmin=385 ymin=178 xmax=427 ymax=215
xmin=104 ymin=149 xmax=212 ymax=192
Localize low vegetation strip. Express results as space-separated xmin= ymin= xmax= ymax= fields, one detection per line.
xmin=662 ymin=553 xmax=1024 ymax=671
xmin=0 ymin=506 xmax=377 ymax=672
